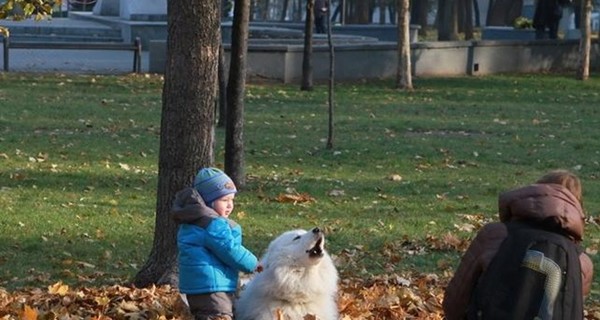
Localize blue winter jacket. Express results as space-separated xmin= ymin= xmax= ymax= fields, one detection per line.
xmin=171 ymin=187 xmax=258 ymax=295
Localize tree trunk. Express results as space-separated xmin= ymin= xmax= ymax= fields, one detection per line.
xmin=225 ymin=0 xmax=250 ymax=188
xmin=326 ymin=0 xmax=335 ymax=150
xmin=487 ymin=0 xmax=522 ymax=26
xmin=301 ymin=0 xmax=315 ymax=91
xmin=463 ymin=0 xmax=474 ymax=39
xmin=397 ymin=0 xmax=413 ymax=90
xmin=133 ymin=0 xmax=219 ymax=288
xmin=356 ymin=0 xmax=371 ymax=24
xmin=411 ymin=0 xmax=429 ymax=36
xmin=577 ymin=0 xmax=592 ymax=80
xmin=438 ymin=0 xmax=459 ymax=40
xmin=218 ymin=44 xmax=228 ymax=128
xmin=281 ymin=0 xmax=290 ymax=21
xmin=379 ymin=0 xmax=386 ymax=24
xmin=473 ymin=0 xmax=481 ymax=27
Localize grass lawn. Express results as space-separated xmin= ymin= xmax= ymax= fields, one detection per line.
xmin=0 ymin=72 xmax=599 ymax=315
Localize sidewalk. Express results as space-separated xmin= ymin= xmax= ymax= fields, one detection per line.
xmin=1 ymin=17 xmax=149 ymax=74
xmin=1 ymin=48 xmax=149 ymax=74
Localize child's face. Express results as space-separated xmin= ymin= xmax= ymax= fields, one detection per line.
xmin=212 ymin=193 xmax=235 ymax=218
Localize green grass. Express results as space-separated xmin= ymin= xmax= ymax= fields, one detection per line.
xmin=1 ymin=73 xmax=599 ymax=299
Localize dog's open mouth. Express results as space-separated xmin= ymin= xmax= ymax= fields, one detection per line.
xmin=306 ymin=236 xmax=324 ymax=258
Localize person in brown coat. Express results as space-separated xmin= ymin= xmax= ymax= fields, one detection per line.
xmin=443 ymin=170 xmax=594 ymax=320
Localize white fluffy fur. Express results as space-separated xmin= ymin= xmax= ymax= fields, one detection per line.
xmin=235 ymin=228 xmax=339 ymax=320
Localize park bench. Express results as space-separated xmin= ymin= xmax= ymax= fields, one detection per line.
xmin=2 ymin=36 xmax=142 ymax=73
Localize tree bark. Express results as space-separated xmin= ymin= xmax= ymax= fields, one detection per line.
xmin=397 ymin=0 xmax=413 ymax=91
xmin=463 ymin=0 xmax=474 ymax=39
xmin=411 ymin=0 xmax=429 ymax=36
xmin=133 ymin=0 xmax=219 ymax=288
xmin=301 ymin=0 xmax=315 ymax=91
xmin=487 ymin=0 xmax=522 ymax=26
xmin=225 ymin=0 xmax=250 ymax=188
xmin=326 ymin=0 xmax=335 ymax=150
xmin=437 ymin=0 xmax=459 ymax=40
xmin=218 ymin=43 xmax=228 ymax=128
xmin=577 ymin=0 xmax=592 ymax=80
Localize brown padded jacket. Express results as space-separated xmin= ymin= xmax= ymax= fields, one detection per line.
xmin=442 ymin=184 xmax=594 ymax=320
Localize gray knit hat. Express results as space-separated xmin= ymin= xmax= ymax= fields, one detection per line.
xmin=193 ymin=167 xmax=237 ymax=206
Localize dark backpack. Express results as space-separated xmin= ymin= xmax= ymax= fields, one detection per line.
xmin=467 ymin=221 xmax=583 ymax=320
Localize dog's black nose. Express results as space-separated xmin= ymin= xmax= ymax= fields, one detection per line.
xmin=312 ymin=227 xmax=320 ymax=234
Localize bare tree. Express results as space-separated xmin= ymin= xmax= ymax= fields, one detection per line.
xmin=134 ymin=0 xmax=220 ymax=287
xmin=225 ymin=0 xmax=250 ymax=187
xmin=577 ymin=0 xmax=592 ymax=80
xmin=397 ymin=0 xmax=413 ymax=90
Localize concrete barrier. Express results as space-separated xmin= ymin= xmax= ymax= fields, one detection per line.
xmin=149 ymin=39 xmax=600 ymax=81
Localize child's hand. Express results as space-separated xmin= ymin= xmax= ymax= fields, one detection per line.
xmin=255 ymin=265 xmax=263 ymax=273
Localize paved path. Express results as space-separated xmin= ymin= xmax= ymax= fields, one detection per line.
xmin=1 ymin=48 xmax=150 ymax=74
xmin=1 ymin=17 xmax=150 ymax=75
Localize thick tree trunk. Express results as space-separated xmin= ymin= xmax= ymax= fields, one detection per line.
xmin=133 ymin=0 xmax=219 ymax=288
xmin=397 ymin=0 xmax=412 ymax=90
xmin=578 ymin=0 xmax=592 ymax=80
xmin=301 ymin=0 xmax=315 ymax=91
xmin=225 ymin=0 xmax=250 ymax=188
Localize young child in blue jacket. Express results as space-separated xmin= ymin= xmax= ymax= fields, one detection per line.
xmin=171 ymin=167 xmax=258 ymax=320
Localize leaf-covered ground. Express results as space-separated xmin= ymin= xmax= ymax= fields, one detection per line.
xmin=2 ymin=274 xmax=600 ymax=320
xmin=0 ymin=275 xmax=446 ymax=320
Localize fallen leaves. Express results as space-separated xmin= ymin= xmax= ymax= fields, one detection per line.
xmin=1 ymin=276 xmax=599 ymax=320
xmin=275 ymin=191 xmax=315 ymax=204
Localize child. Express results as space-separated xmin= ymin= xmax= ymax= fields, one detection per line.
xmin=443 ymin=170 xmax=593 ymax=320
xmin=171 ymin=167 xmax=258 ymax=320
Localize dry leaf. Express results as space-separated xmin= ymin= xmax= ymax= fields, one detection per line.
xmin=48 ymin=282 xmax=69 ymax=296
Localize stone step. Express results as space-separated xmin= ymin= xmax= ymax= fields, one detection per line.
xmin=7 ymin=33 xmax=123 ymax=43
xmin=0 ymin=17 xmax=123 ymax=43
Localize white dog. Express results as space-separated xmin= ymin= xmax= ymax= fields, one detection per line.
xmin=235 ymin=227 xmax=339 ymax=320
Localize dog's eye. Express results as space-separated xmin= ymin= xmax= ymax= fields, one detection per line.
xmin=293 ymin=235 xmax=301 ymax=240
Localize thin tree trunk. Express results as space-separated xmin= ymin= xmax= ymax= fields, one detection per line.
xmin=326 ymin=0 xmax=335 ymax=149
xmin=397 ymin=0 xmax=412 ymax=90
xmin=577 ymin=0 xmax=592 ymax=80
xmin=281 ymin=0 xmax=290 ymax=21
xmin=438 ymin=0 xmax=459 ymax=41
xmin=379 ymin=0 xmax=386 ymax=24
xmin=473 ymin=0 xmax=480 ymax=27
xmin=464 ymin=0 xmax=474 ymax=39
xmin=301 ymin=0 xmax=315 ymax=91
xmin=411 ymin=0 xmax=428 ymax=36
xmin=487 ymin=0 xmax=522 ymax=26
xmin=225 ymin=0 xmax=250 ymax=187
xmin=134 ymin=0 xmax=218 ymax=288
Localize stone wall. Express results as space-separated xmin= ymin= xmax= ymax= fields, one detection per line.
xmin=149 ymin=39 xmax=599 ymax=82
